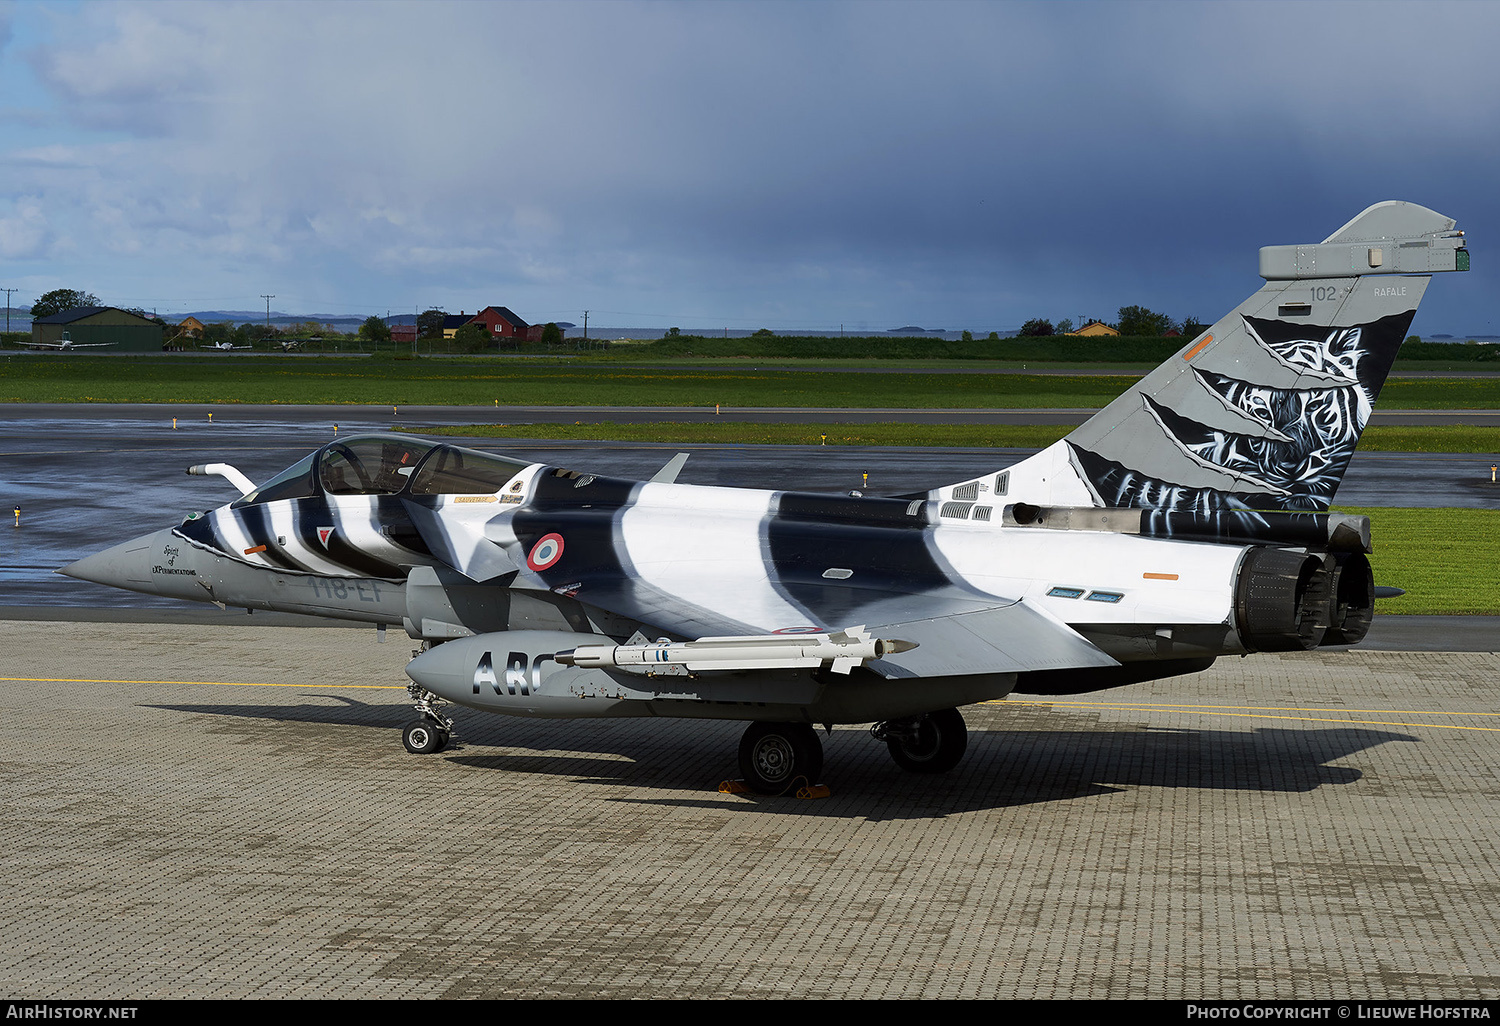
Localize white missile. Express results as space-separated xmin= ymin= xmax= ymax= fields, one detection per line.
xmin=555 ymin=626 xmax=917 ymax=676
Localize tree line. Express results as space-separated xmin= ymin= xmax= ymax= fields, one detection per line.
xmin=21 ymin=290 xmax=568 ymax=353
xmin=1017 ymin=306 xmax=1209 ymax=337
xmin=29 ymin=287 xmax=166 ymax=326
xmin=25 ymin=288 xmax=1203 ymax=350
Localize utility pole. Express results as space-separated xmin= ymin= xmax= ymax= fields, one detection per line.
xmin=261 ymin=295 xmax=275 ymax=328
xmin=2 ymin=288 xmax=17 ymax=333
xmin=583 ymin=310 xmax=589 ymax=344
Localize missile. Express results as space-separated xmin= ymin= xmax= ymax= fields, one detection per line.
xmin=555 ymin=626 xmax=917 ymax=676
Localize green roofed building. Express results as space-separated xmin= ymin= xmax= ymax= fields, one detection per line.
xmin=30 ymin=307 xmax=164 ymax=351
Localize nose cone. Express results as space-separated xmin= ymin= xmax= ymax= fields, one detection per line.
xmin=406 ymin=639 xmax=477 ymax=703
xmin=58 ymin=529 xmax=193 ymax=597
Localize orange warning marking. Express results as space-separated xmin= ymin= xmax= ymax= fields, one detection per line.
xmin=1183 ymin=334 xmax=1214 ymax=360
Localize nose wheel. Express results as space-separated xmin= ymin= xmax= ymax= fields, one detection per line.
xmin=737 ymin=721 xmax=824 ymax=795
xmin=402 ymin=718 xmax=450 ymax=754
xmin=402 ymin=682 xmax=454 ymax=754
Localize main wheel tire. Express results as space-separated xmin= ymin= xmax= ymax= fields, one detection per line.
xmin=738 ymin=722 xmax=824 ymax=795
xmin=886 ymin=708 xmax=967 ymax=774
xmin=402 ymin=718 xmax=447 ymax=755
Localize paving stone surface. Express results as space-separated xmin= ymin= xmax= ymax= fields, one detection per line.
xmin=2 ymin=621 xmax=1498 ymax=999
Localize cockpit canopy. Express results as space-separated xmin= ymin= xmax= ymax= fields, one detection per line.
xmin=233 ymin=434 xmax=534 ymax=507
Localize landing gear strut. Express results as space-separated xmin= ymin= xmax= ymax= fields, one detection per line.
xmin=402 ymin=682 xmax=454 ymax=754
xmin=737 ymin=721 xmax=824 ymax=795
xmin=875 ymin=707 xmax=967 ymax=774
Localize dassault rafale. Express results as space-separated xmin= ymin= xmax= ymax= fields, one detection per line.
xmin=63 ymin=201 xmax=1469 ymax=793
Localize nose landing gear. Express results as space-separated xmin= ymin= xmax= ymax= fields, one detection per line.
xmin=402 ymin=682 xmax=454 ymax=754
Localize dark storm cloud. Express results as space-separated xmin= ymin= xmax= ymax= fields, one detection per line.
xmin=2 ymin=1 xmax=1496 ymax=333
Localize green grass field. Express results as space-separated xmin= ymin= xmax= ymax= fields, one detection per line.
xmin=2 ymin=354 xmax=1498 ymax=409
xmin=0 ymin=355 xmax=1126 ymax=406
xmin=1339 ymin=507 xmax=1500 ymax=615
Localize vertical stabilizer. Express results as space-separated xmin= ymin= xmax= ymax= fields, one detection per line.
xmin=935 ymin=201 xmax=1466 ymax=514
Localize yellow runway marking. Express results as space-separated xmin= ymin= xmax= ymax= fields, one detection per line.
xmin=1 ymin=676 xmax=405 ymax=690
xmin=999 ymin=699 xmax=1500 ymax=733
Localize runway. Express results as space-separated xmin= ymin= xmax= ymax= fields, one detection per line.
xmin=3 ymin=406 xmax=1497 ymax=609
xmin=5 ymin=399 xmax=1500 ymax=425
xmin=1 ymin=618 xmax=1496 ymax=999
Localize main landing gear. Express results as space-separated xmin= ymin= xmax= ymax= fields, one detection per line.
xmin=733 ymin=707 xmax=970 ymax=794
xmin=873 ymin=707 xmax=968 ymax=774
xmin=737 ymin=721 xmax=824 ymax=795
xmin=402 ymin=682 xmax=454 ymax=755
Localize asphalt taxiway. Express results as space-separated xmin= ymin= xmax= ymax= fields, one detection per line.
xmin=5 ymin=399 xmax=1500 ymax=425
xmin=3 ymin=405 xmax=1497 ymax=608
xmin=1 ymin=618 xmax=1497 ymax=999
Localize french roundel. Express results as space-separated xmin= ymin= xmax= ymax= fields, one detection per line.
xmin=527 ymin=533 xmax=565 ymax=571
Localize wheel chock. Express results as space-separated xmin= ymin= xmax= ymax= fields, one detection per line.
xmin=717 ymin=778 xmax=831 ymax=798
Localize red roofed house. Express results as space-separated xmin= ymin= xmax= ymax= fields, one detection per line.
xmin=441 ymin=306 xmax=555 ymax=345
xmin=471 ymin=306 xmax=529 ymax=340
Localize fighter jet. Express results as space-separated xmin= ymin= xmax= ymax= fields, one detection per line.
xmin=63 ymin=201 xmax=1469 ymax=793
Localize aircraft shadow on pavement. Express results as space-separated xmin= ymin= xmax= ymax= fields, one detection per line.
xmin=142 ymin=697 xmax=1418 ymax=819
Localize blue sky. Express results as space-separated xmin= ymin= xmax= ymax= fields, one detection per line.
xmin=0 ymin=0 xmax=1495 ymax=335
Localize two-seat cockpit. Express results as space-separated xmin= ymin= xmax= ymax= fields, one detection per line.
xmin=231 ymin=434 xmax=534 ymax=508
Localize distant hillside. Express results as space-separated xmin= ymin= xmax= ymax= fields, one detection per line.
xmin=178 ymin=310 xmax=430 ymax=329
xmin=182 ymin=310 xmax=368 ymax=328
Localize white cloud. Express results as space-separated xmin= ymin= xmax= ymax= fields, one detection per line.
xmin=0 ymin=195 xmax=49 ymax=258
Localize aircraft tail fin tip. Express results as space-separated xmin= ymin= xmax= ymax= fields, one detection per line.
xmin=933 ymin=202 xmax=1466 ymax=515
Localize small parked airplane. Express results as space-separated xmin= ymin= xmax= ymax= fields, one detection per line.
xmin=26 ymin=336 xmax=116 ymax=351
xmin=63 ymin=201 xmax=1469 ymax=793
xmin=199 ymin=339 xmax=252 ymax=351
